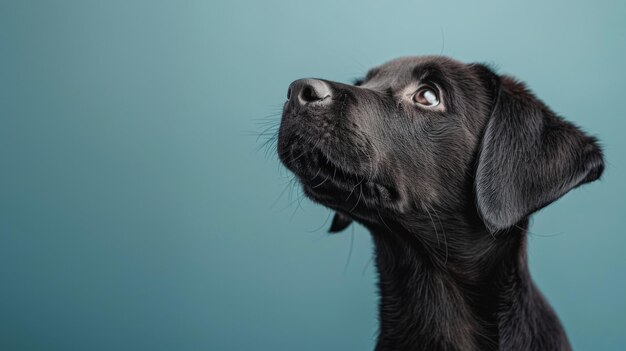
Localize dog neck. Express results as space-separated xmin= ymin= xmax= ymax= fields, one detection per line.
xmin=364 ymin=212 xmax=571 ymax=351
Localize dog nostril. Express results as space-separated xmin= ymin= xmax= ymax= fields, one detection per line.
xmin=287 ymin=79 xmax=332 ymax=107
xmin=301 ymin=86 xmax=318 ymax=102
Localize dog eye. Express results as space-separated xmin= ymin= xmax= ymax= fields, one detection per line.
xmin=412 ymin=86 xmax=440 ymax=107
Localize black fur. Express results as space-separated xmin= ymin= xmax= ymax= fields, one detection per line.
xmin=277 ymin=56 xmax=603 ymax=351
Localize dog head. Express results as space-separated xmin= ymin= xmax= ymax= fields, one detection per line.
xmin=277 ymin=56 xmax=603 ymax=233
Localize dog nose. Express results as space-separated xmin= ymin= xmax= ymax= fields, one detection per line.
xmin=287 ymin=79 xmax=332 ymax=108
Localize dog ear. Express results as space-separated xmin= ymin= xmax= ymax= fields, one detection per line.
xmin=328 ymin=212 xmax=353 ymax=233
xmin=474 ymin=73 xmax=604 ymax=232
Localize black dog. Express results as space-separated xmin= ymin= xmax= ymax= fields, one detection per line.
xmin=277 ymin=56 xmax=603 ymax=351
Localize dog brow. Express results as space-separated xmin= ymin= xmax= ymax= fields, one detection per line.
xmin=353 ymin=68 xmax=381 ymax=86
xmin=411 ymin=64 xmax=443 ymax=82
xmin=364 ymin=68 xmax=380 ymax=81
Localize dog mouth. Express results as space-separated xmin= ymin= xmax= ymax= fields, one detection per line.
xmin=281 ymin=137 xmax=400 ymax=212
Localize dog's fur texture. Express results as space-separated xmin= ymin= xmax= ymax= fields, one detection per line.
xmin=276 ymin=56 xmax=604 ymax=351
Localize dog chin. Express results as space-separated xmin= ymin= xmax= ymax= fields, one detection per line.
xmin=279 ymin=133 xmax=402 ymax=213
xmin=298 ymin=158 xmax=400 ymax=215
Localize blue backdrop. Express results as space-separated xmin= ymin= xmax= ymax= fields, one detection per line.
xmin=1 ymin=1 xmax=625 ymax=350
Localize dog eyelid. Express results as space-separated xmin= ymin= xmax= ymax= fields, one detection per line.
xmin=412 ymin=84 xmax=441 ymax=107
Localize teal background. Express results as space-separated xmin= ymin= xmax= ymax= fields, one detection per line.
xmin=1 ymin=0 xmax=624 ymax=350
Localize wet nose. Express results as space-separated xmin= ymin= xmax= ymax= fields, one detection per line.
xmin=287 ymin=79 xmax=332 ymax=108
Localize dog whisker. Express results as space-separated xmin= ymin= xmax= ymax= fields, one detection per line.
xmin=362 ymin=255 xmax=374 ymax=277
xmin=311 ymin=175 xmax=329 ymax=189
xmin=514 ymin=224 xmax=564 ymax=238
xmin=343 ymin=225 xmax=355 ymax=275
xmin=423 ymin=202 xmax=440 ymax=246
xmin=271 ymin=176 xmax=296 ymax=208
xmin=376 ymin=209 xmax=394 ymax=234
xmin=288 ymin=188 xmax=306 ymax=222
xmin=310 ymin=167 xmax=322 ymax=181
xmin=429 ymin=204 xmax=449 ymax=266
xmin=306 ymin=210 xmax=334 ymax=233
xmin=348 ymin=180 xmax=364 ymax=213
xmin=346 ymin=177 xmax=365 ymax=201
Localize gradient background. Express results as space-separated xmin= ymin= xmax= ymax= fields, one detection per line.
xmin=1 ymin=0 xmax=625 ymax=350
